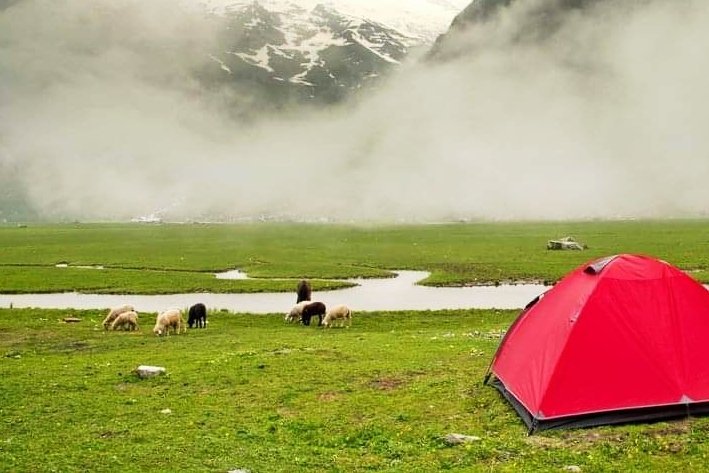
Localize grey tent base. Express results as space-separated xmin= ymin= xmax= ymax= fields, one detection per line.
xmin=490 ymin=377 xmax=709 ymax=433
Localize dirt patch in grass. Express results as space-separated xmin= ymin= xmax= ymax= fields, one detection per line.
xmin=52 ymin=340 xmax=92 ymax=352
xmin=577 ymin=430 xmax=628 ymax=444
xmin=307 ymin=348 xmax=353 ymax=361
xmin=98 ymin=430 xmax=128 ymax=439
xmin=369 ymin=377 xmax=404 ymax=391
xmin=651 ymin=419 xmax=691 ymax=436
xmin=271 ymin=348 xmax=295 ymax=355
xmin=524 ymin=435 xmax=566 ymax=449
xmin=648 ymin=420 xmax=692 ymax=453
xmin=552 ymin=419 xmax=693 ymax=452
xmin=277 ymin=407 xmax=298 ymax=418
xmin=318 ymin=392 xmax=341 ymax=402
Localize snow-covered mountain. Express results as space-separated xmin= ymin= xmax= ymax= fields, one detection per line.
xmin=196 ymin=0 xmax=470 ymax=43
xmin=198 ymin=1 xmax=436 ymax=108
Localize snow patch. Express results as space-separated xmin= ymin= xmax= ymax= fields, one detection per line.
xmin=230 ymin=46 xmax=275 ymax=72
xmin=209 ymin=54 xmax=233 ymax=73
xmin=189 ymin=0 xmax=470 ymax=42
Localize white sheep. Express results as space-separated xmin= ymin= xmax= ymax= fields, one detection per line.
xmin=102 ymin=304 xmax=134 ymax=330
xmin=110 ymin=311 xmax=139 ymax=331
xmin=153 ymin=308 xmax=186 ymax=336
xmin=322 ymin=304 xmax=352 ymax=328
xmin=285 ymin=301 xmax=310 ymax=323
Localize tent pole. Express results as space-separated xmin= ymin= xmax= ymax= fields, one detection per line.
xmin=527 ymin=419 xmax=538 ymax=435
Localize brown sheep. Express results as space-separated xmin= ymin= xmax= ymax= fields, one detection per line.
xmin=322 ymin=305 xmax=352 ymax=328
xmin=296 ymin=279 xmax=312 ymax=303
xmin=110 ymin=311 xmax=139 ymax=331
xmin=153 ymin=308 xmax=186 ymax=336
xmin=102 ymin=304 xmax=135 ymax=330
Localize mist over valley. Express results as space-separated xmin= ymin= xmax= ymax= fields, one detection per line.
xmin=1 ymin=0 xmax=707 ymax=222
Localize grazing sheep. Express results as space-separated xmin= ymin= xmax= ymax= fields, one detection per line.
xmin=285 ymin=301 xmax=310 ymax=323
xmin=323 ymin=305 xmax=352 ymax=328
xmin=102 ymin=304 xmax=134 ymax=330
xmin=153 ymin=308 xmax=186 ymax=336
xmin=188 ymin=303 xmax=207 ymax=329
xmin=110 ymin=311 xmax=139 ymax=331
xmin=301 ymin=301 xmax=326 ymax=326
xmin=296 ymin=279 xmax=312 ymax=303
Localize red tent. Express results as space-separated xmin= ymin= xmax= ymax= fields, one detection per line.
xmin=486 ymin=254 xmax=709 ymax=431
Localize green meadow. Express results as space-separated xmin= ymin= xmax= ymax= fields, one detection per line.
xmin=2 ymin=220 xmax=709 ymax=294
xmin=2 ymin=221 xmax=709 ymax=472
xmin=2 ymin=308 xmax=709 ymax=473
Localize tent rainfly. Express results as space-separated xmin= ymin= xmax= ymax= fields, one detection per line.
xmin=485 ymin=254 xmax=709 ymax=432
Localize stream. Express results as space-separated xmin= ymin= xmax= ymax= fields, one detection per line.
xmin=0 ymin=270 xmax=548 ymax=313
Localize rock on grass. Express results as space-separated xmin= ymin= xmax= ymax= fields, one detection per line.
xmin=443 ymin=433 xmax=481 ymax=445
xmin=134 ymin=365 xmax=166 ymax=378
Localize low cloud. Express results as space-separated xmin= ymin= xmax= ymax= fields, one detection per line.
xmin=1 ymin=0 xmax=708 ymax=222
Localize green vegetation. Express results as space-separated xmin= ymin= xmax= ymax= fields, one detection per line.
xmin=0 ymin=266 xmax=351 ymax=295
xmin=2 ymin=307 xmax=707 ymax=472
xmin=2 ymin=222 xmax=709 ymax=471
xmin=2 ymin=220 xmax=709 ymax=294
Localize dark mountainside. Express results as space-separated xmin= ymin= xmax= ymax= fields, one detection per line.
xmin=428 ymin=0 xmax=604 ymax=60
xmin=200 ymin=2 xmax=414 ymax=115
xmin=0 ymin=163 xmax=37 ymax=223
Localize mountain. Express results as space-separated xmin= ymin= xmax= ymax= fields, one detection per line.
xmin=0 ymin=162 xmax=38 ymax=223
xmin=429 ymin=0 xmax=601 ymax=60
xmin=190 ymin=0 xmax=472 ymax=111
xmin=201 ymin=1 xmax=416 ymax=107
xmin=196 ymin=0 xmax=471 ymax=43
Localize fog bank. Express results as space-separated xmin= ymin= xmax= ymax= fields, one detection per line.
xmin=1 ymin=0 xmax=708 ymax=222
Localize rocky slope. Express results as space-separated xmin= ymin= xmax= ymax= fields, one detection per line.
xmin=200 ymin=1 xmax=420 ymax=108
xmin=429 ymin=0 xmax=602 ymax=60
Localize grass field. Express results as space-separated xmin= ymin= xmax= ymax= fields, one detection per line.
xmin=2 ymin=307 xmax=709 ymax=472
xmin=2 ymin=220 xmax=709 ymax=294
xmin=3 ymin=221 xmax=709 ymax=472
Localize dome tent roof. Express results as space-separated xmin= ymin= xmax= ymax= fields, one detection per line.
xmin=488 ymin=254 xmax=709 ymax=431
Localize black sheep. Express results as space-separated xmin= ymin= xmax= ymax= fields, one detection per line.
xmin=188 ymin=303 xmax=207 ymax=329
xmin=301 ymin=301 xmax=326 ymax=326
xmin=296 ymin=279 xmax=312 ymax=303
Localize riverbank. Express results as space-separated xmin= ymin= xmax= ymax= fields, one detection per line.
xmin=0 ymin=271 xmax=548 ymax=312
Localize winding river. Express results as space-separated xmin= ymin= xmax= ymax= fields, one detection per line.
xmin=0 ymin=270 xmax=548 ymax=313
